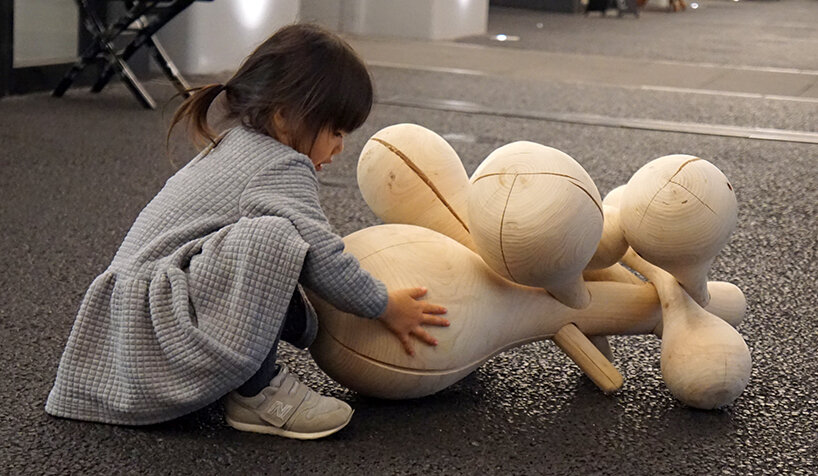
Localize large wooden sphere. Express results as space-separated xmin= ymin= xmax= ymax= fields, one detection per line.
xmin=619 ymin=155 xmax=738 ymax=305
xmin=357 ymin=123 xmax=476 ymax=251
xmin=467 ymin=142 xmax=603 ymax=309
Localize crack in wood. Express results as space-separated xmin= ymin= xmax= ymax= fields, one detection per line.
xmin=371 ymin=137 xmax=470 ymax=233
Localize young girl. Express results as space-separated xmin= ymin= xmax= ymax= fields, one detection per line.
xmin=45 ymin=24 xmax=449 ymax=440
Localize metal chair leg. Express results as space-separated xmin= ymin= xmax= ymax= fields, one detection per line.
xmin=148 ymin=36 xmax=191 ymax=96
xmin=90 ymin=0 xmax=194 ymax=96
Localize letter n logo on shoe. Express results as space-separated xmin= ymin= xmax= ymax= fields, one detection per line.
xmin=267 ymin=401 xmax=293 ymax=421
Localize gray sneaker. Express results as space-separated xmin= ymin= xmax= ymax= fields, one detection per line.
xmin=224 ymin=365 xmax=353 ymax=440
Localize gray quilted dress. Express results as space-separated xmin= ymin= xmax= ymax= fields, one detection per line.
xmin=45 ymin=126 xmax=388 ymax=425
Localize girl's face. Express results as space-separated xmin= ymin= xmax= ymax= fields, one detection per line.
xmin=308 ymin=128 xmax=345 ymax=172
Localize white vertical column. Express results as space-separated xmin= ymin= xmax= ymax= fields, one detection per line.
xmin=158 ymin=0 xmax=301 ymax=75
xmin=303 ymin=0 xmax=488 ymax=40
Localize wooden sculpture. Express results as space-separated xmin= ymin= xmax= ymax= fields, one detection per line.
xmin=619 ymin=155 xmax=738 ymax=306
xmin=307 ymin=224 xmax=746 ymax=400
xmin=307 ymin=124 xmax=751 ymax=409
xmin=468 ymin=142 xmax=603 ymax=309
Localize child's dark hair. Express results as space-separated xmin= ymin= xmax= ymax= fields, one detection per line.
xmin=168 ymin=23 xmax=373 ymax=154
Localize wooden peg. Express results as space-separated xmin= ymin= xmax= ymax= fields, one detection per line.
xmin=553 ymin=324 xmax=623 ymax=393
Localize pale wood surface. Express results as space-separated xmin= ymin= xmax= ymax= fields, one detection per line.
xmin=319 ymin=129 xmax=750 ymax=404
xmin=467 ymin=141 xmax=603 ymax=308
xmin=583 ymin=263 xmax=644 ymax=284
xmin=309 ymin=225 xmax=747 ymax=399
xmin=586 ymin=204 xmax=629 ymax=270
xmin=357 ymin=123 xmax=477 ymax=251
xmin=553 ymin=324 xmax=623 ymax=393
xmin=619 ymin=155 xmax=738 ymax=306
xmin=623 ymin=249 xmax=751 ymax=409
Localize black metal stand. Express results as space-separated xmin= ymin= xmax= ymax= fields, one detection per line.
xmin=53 ymin=0 xmax=196 ymax=109
xmin=585 ymin=0 xmax=639 ymax=17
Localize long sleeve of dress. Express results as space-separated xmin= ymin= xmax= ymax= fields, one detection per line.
xmin=238 ymin=154 xmax=388 ymax=319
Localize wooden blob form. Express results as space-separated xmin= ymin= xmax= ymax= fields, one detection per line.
xmin=356 ymin=126 xmax=616 ymax=387
xmin=585 ymin=204 xmax=629 ymax=271
xmin=623 ymin=249 xmax=751 ymax=409
xmin=619 ymin=155 xmax=738 ymax=306
xmin=308 ymin=224 xmax=747 ymax=400
xmin=323 ymin=124 xmax=750 ymax=406
xmin=468 ymin=141 xmax=603 ymax=309
xmin=586 ymin=185 xmax=629 ymax=271
xmin=357 ymin=127 xmax=620 ymax=386
xmin=357 ymin=123 xmax=477 ymax=251
xmin=553 ymin=324 xmax=622 ymax=392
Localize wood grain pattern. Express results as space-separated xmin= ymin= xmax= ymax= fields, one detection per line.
xmin=467 ymin=142 xmax=603 ymax=309
xmin=553 ymin=324 xmax=623 ymax=393
xmin=619 ymin=155 xmax=738 ymax=305
xmin=623 ymin=249 xmax=751 ymax=409
xmin=357 ymin=123 xmax=477 ymax=251
xmin=308 ymin=224 xmax=747 ymax=399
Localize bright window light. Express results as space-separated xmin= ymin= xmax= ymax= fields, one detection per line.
xmin=235 ymin=0 xmax=269 ymax=29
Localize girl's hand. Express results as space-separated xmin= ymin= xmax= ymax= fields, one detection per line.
xmin=377 ymin=287 xmax=449 ymax=356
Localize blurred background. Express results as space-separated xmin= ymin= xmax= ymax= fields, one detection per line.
xmin=1 ymin=1 xmax=816 ymax=474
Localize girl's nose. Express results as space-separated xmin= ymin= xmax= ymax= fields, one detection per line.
xmin=335 ymin=137 xmax=344 ymax=155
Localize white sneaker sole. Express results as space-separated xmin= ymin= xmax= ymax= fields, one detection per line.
xmin=225 ymin=410 xmax=354 ymax=440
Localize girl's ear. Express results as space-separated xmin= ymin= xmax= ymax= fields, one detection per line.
xmin=271 ymin=109 xmax=292 ymax=146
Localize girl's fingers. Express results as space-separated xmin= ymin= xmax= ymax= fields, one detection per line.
xmin=412 ymin=327 xmax=439 ymax=346
xmin=408 ymin=287 xmax=428 ymax=299
xmin=423 ymin=303 xmax=447 ymax=314
xmin=399 ymin=333 xmax=414 ymax=356
xmin=422 ymin=314 xmax=450 ymax=327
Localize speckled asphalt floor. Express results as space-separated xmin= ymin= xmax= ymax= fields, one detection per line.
xmin=1 ymin=2 xmax=816 ymax=474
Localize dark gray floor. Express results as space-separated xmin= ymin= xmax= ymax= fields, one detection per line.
xmin=2 ymin=4 xmax=817 ymax=475
xmin=462 ymin=0 xmax=818 ymax=71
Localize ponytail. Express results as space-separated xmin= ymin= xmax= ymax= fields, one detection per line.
xmin=166 ymin=83 xmax=225 ymax=149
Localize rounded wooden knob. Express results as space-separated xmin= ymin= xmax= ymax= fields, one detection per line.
xmin=586 ymin=204 xmax=629 ymax=270
xmin=619 ymin=155 xmax=738 ymax=305
xmin=357 ymin=123 xmax=476 ymax=250
xmin=468 ymin=141 xmax=603 ymax=309
xmin=660 ymin=299 xmax=752 ymax=409
xmin=603 ymin=185 xmax=626 ymax=209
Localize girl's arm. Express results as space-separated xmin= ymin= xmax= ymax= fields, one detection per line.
xmin=239 ymin=154 xmax=387 ymax=318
